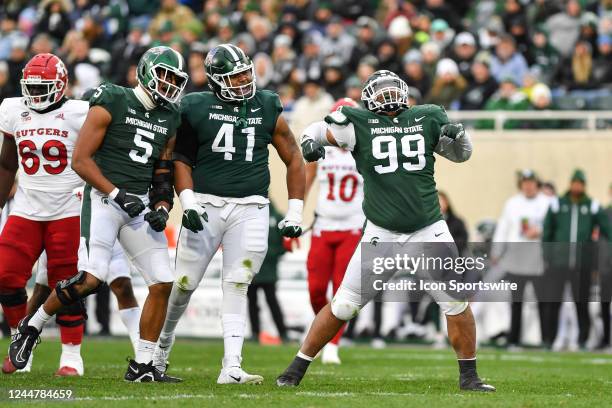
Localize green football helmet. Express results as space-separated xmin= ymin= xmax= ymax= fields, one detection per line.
xmin=205 ymin=44 xmax=256 ymax=102
xmin=137 ymin=46 xmax=189 ymax=104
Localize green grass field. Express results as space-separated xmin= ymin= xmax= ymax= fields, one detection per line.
xmin=1 ymin=337 xmax=611 ymax=407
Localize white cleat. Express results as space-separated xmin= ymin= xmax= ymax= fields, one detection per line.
xmin=58 ymin=352 xmax=83 ymax=376
xmin=217 ymin=366 xmax=263 ymax=385
xmin=321 ymin=343 xmax=341 ymax=365
xmin=153 ymin=335 xmax=175 ymax=374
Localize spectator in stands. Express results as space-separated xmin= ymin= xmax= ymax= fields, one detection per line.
xmin=447 ymin=31 xmax=478 ymax=81
xmin=599 ymin=184 xmax=612 ymax=350
xmin=298 ymin=32 xmax=324 ymax=83
xmin=592 ymin=34 xmax=612 ymax=86
xmin=7 ymin=35 xmax=28 ymax=94
xmin=507 ymin=15 xmax=530 ymax=56
xmin=477 ymin=16 xmax=504 ymax=52
xmin=253 ymin=52 xmax=274 ymax=91
xmin=429 ymin=19 xmax=454 ymax=53
xmin=290 ymin=78 xmax=334 ymax=137
xmin=555 ymin=40 xmax=597 ymax=90
xmin=0 ymin=13 xmax=19 ymax=61
xmin=375 ymin=39 xmax=401 ymax=73
xmin=492 ymin=170 xmax=550 ymax=349
xmin=36 ymin=0 xmax=72 ymax=45
xmin=411 ymin=12 xmax=432 ymax=48
xmin=0 ymin=61 xmax=12 ymax=101
xmin=526 ymin=26 xmax=560 ymax=85
xmin=459 ymin=51 xmax=498 ymax=110
xmin=426 ymin=58 xmax=466 ymax=109
xmin=388 ymin=15 xmax=413 ymax=56
xmin=400 ymin=49 xmax=431 ymax=97
xmin=185 ymin=48 xmax=208 ymax=93
xmin=278 ymin=85 xmax=296 ymax=120
xmin=320 ymin=15 xmax=355 ymax=64
xmin=546 ymin=0 xmax=583 ymax=58
xmin=490 ymin=34 xmax=529 ymax=86
xmin=421 ymin=41 xmax=441 ymax=79
xmin=322 ymin=57 xmax=346 ymax=100
xmin=476 ymin=77 xmax=528 ymax=129
xmin=356 ymin=55 xmax=378 ymax=84
xmin=30 ymin=33 xmax=55 ymax=55
xmin=247 ymin=204 xmax=289 ymax=345
xmin=248 ymin=15 xmax=273 ymax=55
xmin=425 ymin=0 xmax=462 ymax=32
xmin=439 ymin=191 xmax=468 ymax=255
xmin=408 ymin=87 xmax=422 ymax=106
xmin=109 ymin=20 xmax=148 ymax=85
xmin=524 ymin=83 xmax=561 ymax=129
xmin=345 ymin=76 xmax=363 ymax=104
xmin=271 ymin=34 xmax=296 ymax=89
xmin=148 ymin=0 xmax=199 ymax=39
xmin=579 ymin=12 xmax=600 ymax=57
xmin=502 ymin=0 xmax=525 ymax=33
xmin=348 ymin=16 xmax=379 ymax=71
xmin=65 ymin=35 xmax=100 ymax=86
xmin=543 ymin=169 xmax=610 ymax=350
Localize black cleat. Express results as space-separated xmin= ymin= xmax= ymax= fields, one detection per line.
xmin=124 ymin=359 xmax=182 ymax=383
xmin=460 ymin=375 xmax=496 ymax=392
xmin=276 ymin=370 xmax=302 ymax=387
xmin=8 ymin=316 xmax=41 ymax=370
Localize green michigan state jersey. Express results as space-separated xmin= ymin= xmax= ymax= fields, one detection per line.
xmin=174 ymin=90 xmax=282 ymax=198
xmin=326 ymin=104 xmax=449 ymax=233
xmin=89 ymin=83 xmax=180 ymax=195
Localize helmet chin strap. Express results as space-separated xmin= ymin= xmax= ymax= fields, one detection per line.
xmin=134 ymin=84 xmax=156 ymax=110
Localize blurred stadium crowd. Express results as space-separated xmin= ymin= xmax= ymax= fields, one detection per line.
xmin=0 ymin=0 xmax=611 ymax=132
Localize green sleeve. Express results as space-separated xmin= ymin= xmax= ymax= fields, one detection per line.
xmin=595 ymin=208 xmax=611 ymax=241
xmin=88 ymin=83 xmax=118 ymax=117
xmin=542 ymin=206 xmax=555 ymax=242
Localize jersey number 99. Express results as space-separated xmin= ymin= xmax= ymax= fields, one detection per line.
xmin=372 ymin=134 xmax=425 ymax=174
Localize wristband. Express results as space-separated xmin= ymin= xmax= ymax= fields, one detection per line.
xmin=109 ymin=187 xmax=120 ymax=200
xmin=286 ymin=199 xmax=304 ymax=222
xmin=179 ymin=189 xmax=198 ymax=210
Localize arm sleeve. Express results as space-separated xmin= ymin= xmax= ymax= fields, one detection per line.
xmin=173 ymin=113 xmax=198 ymax=167
xmin=434 ymin=130 xmax=473 ymax=162
xmin=324 ymin=109 xmax=357 ymax=151
xmin=0 ymin=99 xmax=15 ymax=136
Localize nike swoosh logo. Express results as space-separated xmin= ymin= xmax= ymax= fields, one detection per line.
xmin=434 ymin=232 xmax=444 ymax=237
xmin=159 ymin=345 xmax=169 ymax=349
xmin=251 ymin=107 xmax=261 ymax=112
xmin=158 ymin=119 xmax=167 ymax=123
xmin=415 ymin=116 xmax=426 ymax=122
xmin=229 ymin=375 xmax=242 ymax=382
xmin=129 ymin=365 xmax=138 ymax=373
xmin=15 ymin=342 xmax=28 ymax=364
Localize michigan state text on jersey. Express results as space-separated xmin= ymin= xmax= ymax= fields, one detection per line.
xmin=153 ymin=43 xmax=305 ymax=385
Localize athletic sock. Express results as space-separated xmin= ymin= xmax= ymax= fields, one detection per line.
xmin=29 ymin=307 xmax=52 ymax=332
xmin=458 ymin=358 xmax=478 ymax=378
xmin=118 ymin=307 xmax=141 ymax=354
xmin=135 ymin=339 xmax=156 ymax=364
xmin=222 ymin=313 xmax=246 ymax=365
xmin=1 ymin=303 xmax=26 ymax=329
xmin=59 ymin=321 xmax=84 ymax=345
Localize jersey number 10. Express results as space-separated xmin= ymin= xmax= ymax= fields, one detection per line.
xmin=372 ymin=134 xmax=425 ymax=174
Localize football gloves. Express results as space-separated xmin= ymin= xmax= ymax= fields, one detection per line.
xmin=301 ymin=139 xmax=325 ymax=162
xmin=145 ymin=207 xmax=169 ymax=232
xmin=182 ymin=207 xmax=208 ymax=233
xmin=278 ymin=199 xmax=303 ymax=238
xmin=114 ymin=189 xmax=145 ymax=217
xmin=440 ymin=123 xmax=465 ymax=140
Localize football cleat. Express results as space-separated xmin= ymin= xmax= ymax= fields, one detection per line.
xmin=124 ymin=359 xmax=182 ymax=383
xmin=152 ymin=336 xmax=175 ymax=374
xmin=8 ymin=316 xmax=41 ymax=370
xmin=460 ymin=375 xmax=496 ymax=392
xmin=217 ymin=366 xmax=263 ymax=385
xmin=55 ymin=366 xmax=80 ymax=377
xmin=321 ymin=344 xmax=341 ymax=365
xmin=276 ymin=371 xmax=302 ymax=387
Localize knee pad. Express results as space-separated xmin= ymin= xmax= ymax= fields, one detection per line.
xmin=222 ymin=281 xmax=248 ymax=315
xmin=56 ymin=302 xmax=86 ymax=327
xmin=330 ymin=296 xmax=361 ymax=321
xmin=0 ymin=288 xmax=27 ymax=307
xmin=440 ymin=301 xmax=469 ymax=316
xmin=55 ymin=270 xmax=100 ymax=306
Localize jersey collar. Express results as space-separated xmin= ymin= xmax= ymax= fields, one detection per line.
xmin=133 ymin=85 xmax=156 ymax=111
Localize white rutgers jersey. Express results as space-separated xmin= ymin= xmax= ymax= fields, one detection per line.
xmin=0 ymin=97 xmax=88 ymax=220
xmin=314 ymin=147 xmax=365 ymax=232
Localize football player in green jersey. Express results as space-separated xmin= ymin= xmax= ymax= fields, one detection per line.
xmin=153 ymin=44 xmax=305 ymax=384
xmin=10 ymin=46 xmax=188 ymax=383
xmin=277 ymin=70 xmax=495 ymax=392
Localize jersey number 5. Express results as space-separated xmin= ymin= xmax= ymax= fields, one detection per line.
xmin=129 ymin=128 xmax=155 ymax=164
xmin=212 ymin=123 xmax=255 ymax=161
xmin=372 ymin=134 xmax=425 ymax=174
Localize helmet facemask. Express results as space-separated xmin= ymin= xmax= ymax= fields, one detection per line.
xmin=209 ymin=62 xmax=256 ymax=102
xmin=361 ymin=75 xmax=410 ymax=113
xmin=144 ymin=63 xmax=189 ymax=104
xmin=20 ymin=77 xmax=65 ymax=111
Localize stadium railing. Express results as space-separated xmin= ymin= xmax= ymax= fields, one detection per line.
xmin=448 ymin=111 xmax=612 ymax=131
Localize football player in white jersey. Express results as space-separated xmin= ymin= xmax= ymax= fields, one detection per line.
xmin=0 ymin=54 xmax=88 ymax=376
xmin=305 ymin=98 xmax=364 ymax=364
